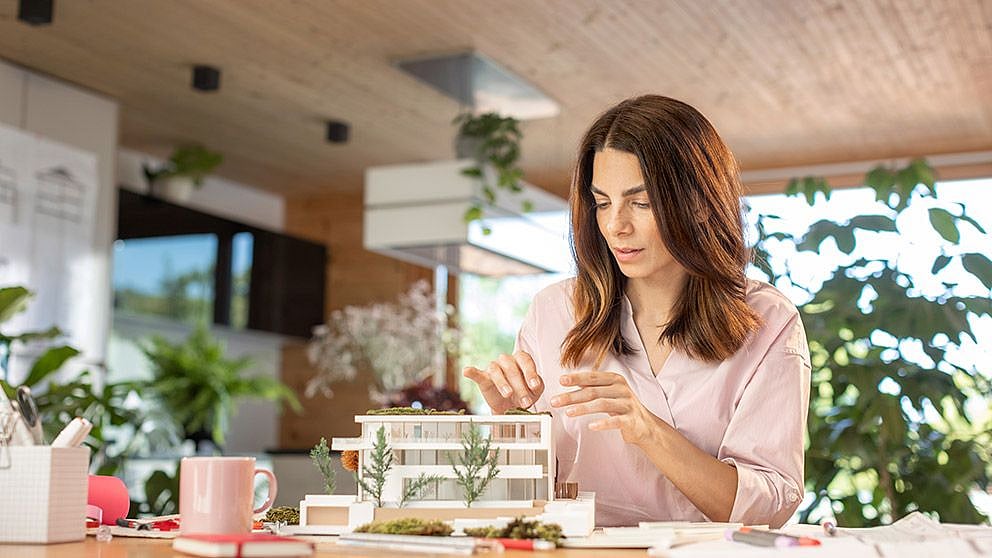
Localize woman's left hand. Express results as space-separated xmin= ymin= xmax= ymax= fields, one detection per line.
xmin=549 ymin=371 xmax=667 ymax=446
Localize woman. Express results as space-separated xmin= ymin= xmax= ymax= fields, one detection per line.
xmin=463 ymin=95 xmax=810 ymax=528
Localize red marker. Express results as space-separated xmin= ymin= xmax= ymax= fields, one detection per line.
xmin=489 ymin=538 xmax=556 ymax=551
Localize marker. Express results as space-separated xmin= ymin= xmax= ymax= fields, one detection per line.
xmin=51 ymin=417 xmax=93 ymax=448
xmin=725 ymin=527 xmax=821 ymax=548
xmin=490 ymin=538 xmax=556 ymax=550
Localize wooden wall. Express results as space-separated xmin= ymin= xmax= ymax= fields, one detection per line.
xmin=278 ymin=190 xmax=450 ymax=447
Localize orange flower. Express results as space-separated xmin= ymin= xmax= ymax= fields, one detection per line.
xmin=341 ymin=450 xmax=359 ymax=472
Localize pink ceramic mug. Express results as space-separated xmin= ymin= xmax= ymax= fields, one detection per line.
xmin=179 ymin=456 xmax=278 ymax=534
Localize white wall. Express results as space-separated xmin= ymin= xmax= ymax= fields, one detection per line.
xmin=117 ymin=148 xmax=284 ymax=232
xmin=0 ymin=58 xmax=119 ymax=377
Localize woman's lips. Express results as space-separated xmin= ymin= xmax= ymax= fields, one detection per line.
xmin=613 ymin=248 xmax=643 ymax=262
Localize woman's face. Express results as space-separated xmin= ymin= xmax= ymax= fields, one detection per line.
xmin=591 ymin=148 xmax=679 ymax=281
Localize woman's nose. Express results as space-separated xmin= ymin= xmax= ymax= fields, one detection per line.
xmin=606 ymin=208 xmax=633 ymax=236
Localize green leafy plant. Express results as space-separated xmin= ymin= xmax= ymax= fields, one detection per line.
xmin=142 ymin=466 xmax=181 ymax=516
xmin=310 ymin=437 xmax=336 ymax=495
xmin=450 ymin=422 xmax=500 ymax=507
xmin=142 ymin=144 xmax=223 ymax=188
xmin=453 ymin=112 xmax=531 ymax=234
xmin=0 ymin=286 xmax=77 ymax=386
xmin=754 ymin=158 xmax=992 ymax=526
xmin=0 ymin=285 xmax=183 ymax=515
xmin=139 ymin=326 xmax=301 ymax=449
xmin=356 ymin=426 xmax=393 ymax=507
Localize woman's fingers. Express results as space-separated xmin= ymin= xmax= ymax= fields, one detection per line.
xmin=562 ymin=398 xmax=630 ymax=417
xmin=549 ymin=386 xmax=619 ymax=408
xmin=486 ymin=360 xmax=515 ymax=400
xmin=463 ymin=351 xmax=544 ymax=413
xmin=497 ymin=353 xmax=538 ymax=408
xmin=462 ymin=366 xmax=504 ymax=405
xmin=514 ymin=351 xmax=543 ymax=394
xmin=560 ymin=371 xmax=622 ymax=387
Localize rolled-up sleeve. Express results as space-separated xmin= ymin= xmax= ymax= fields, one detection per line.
xmin=718 ymin=316 xmax=811 ymax=528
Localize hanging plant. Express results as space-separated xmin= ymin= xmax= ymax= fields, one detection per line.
xmin=453 ymin=112 xmax=533 ymax=234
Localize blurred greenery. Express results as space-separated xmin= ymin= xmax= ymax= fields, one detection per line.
xmin=757 ymin=159 xmax=992 ymax=525
xmin=139 ymin=326 xmax=302 ymax=449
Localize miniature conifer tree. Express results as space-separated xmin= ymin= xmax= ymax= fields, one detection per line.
xmin=355 ymin=426 xmax=393 ymax=507
xmin=399 ymin=473 xmax=446 ymax=508
xmin=310 ymin=437 xmax=336 ymax=494
xmin=451 ymin=421 xmax=500 ymax=507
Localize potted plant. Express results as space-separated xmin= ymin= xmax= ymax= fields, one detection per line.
xmin=142 ymin=144 xmax=223 ymax=202
xmin=452 ymin=112 xmax=532 ymax=233
xmin=139 ymin=326 xmax=301 ymax=453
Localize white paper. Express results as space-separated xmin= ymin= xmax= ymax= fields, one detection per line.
xmin=0 ymin=123 xmax=99 ymax=383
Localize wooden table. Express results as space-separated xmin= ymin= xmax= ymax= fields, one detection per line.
xmin=1 ymin=536 xmax=649 ymax=557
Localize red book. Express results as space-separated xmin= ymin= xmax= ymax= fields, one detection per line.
xmin=172 ymin=533 xmax=314 ymax=557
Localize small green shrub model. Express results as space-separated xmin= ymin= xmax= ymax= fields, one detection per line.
xmin=310 ymin=437 xmax=336 ymax=495
xmin=354 ymin=517 xmax=453 ymax=536
xmin=451 ymin=422 xmax=500 ymax=507
xmin=463 ymin=517 xmax=564 ymax=544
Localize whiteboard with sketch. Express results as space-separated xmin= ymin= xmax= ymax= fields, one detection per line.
xmin=0 ymin=121 xmax=99 ymax=383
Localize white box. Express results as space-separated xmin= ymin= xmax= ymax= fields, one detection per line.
xmin=0 ymin=446 xmax=89 ymax=543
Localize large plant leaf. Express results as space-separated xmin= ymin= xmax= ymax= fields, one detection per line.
xmin=0 ymin=287 xmax=31 ymax=324
xmin=961 ymin=253 xmax=992 ymax=290
xmin=24 ymin=345 xmax=80 ymax=387
xmin=928 ymin=208 xmax=960 ymax=244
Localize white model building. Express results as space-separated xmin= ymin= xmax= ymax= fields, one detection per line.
xmin=298 ymin=413 xmax=595 ymax=537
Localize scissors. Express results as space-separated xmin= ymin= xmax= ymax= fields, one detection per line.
xmin=12 ymin=386 xmax=43 ymax=445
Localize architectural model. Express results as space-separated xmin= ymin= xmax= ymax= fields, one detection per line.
xmin=298 ymin=413 xmax=595 ymax=537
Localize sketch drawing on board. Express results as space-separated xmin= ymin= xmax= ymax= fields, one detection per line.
xmin=34 ymin=166 xmax=85 ymax=224
xmin=0 ymin=160 xmax=16 ymax=225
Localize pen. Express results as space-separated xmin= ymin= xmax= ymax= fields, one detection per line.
xmin=489 ymin=538 xmax=556 ymax=550
xmin=725 ymin=527 xmax=821 ymax=548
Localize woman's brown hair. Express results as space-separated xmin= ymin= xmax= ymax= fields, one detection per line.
xmin=561 ymin=95 xmax=760 ymax=367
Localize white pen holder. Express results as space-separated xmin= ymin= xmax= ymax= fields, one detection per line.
xmin=0 ymin=445 xmax=90 ymax=543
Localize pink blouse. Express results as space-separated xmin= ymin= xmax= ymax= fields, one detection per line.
xmin=515 ymin=278 xmax=811 ymax=528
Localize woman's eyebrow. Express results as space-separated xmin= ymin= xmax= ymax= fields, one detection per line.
xmin=590 ymin=185 xmax=647 ymax=197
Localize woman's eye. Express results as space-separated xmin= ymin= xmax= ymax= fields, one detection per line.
xmin=633 ymin=201 xmax=650 ymax=209
xmin=594 ymin=201 xmax=610 ymax=210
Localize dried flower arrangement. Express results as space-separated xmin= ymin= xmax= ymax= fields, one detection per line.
xmin=306 ymin=280 xmax=460 ymax=400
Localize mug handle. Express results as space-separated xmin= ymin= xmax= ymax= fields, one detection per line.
xmin=252 ymin=468 xmax=278 ymax=514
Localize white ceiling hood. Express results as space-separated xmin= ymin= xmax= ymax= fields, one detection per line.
xmin=364 ymin=160 xmax=572 ymax=276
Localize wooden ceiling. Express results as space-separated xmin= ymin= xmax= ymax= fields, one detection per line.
xmin=0 ymin=0 xmax=989 ymax=199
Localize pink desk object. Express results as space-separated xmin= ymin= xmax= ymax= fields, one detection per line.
xmin=88 ymin=475 xmax=130 ymax=525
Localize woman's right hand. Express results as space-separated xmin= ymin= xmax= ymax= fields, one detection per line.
xmin=462 ymin=351 xmax=544 ymax=415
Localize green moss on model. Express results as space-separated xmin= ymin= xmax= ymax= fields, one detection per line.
xmin=263 ymin=506 xmax=300 ymax=525
xmin=463 ymin=517 xmax=563 ymax=544
xmin=353 ymin=517 xmax=454 ymax=536
xmin=504 ymin=407 xmax=552 ymax=416
xmin=366 ymin=407 xmax=465 ymax=415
